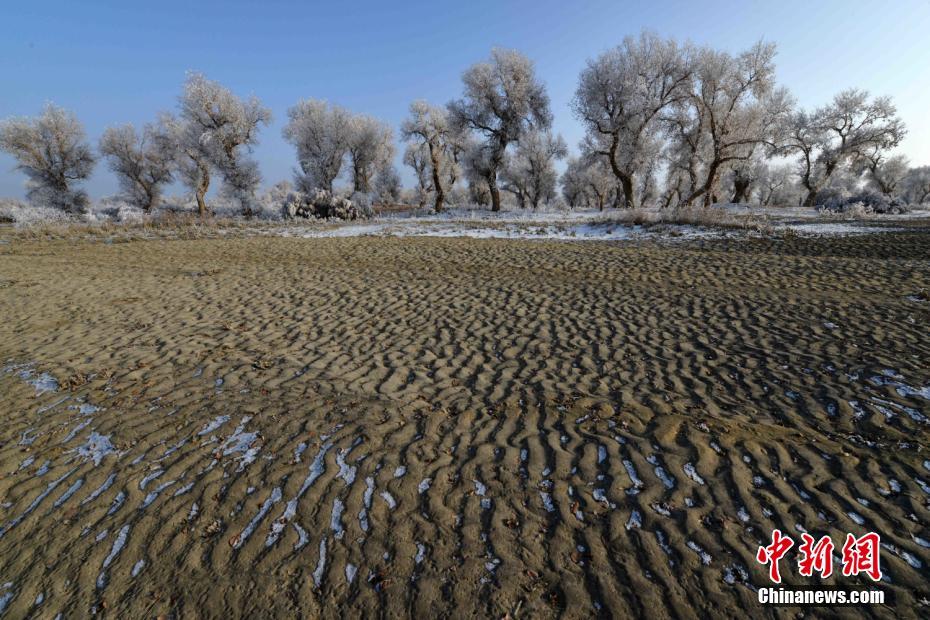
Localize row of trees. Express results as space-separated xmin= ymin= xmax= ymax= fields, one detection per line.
xmin=0 ymin=74 xmax=400 ymax=216
xmin=2 ymin=34 xmax=928 ymax=217
xmin=565 ymin=32 xmax=912 ymax=210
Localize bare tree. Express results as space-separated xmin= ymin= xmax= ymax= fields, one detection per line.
xmin=373 ymin=166 xmax=402 ymax=204
xmin=560 ymin=157 xmax=586 ymax=209
xmin=500 ymin=131 xmax=567 ymax=209
xmin=755 ymin=163 xmax=798 ymax=206
xmin=462 ymin=142 xmax=494 ymax=206
xmin=177 ymin=73 xmax=271 ymax=217
xmin=561 ymin=156 xmax=614 ymax=211
xmin=99 ymin=122 xmax=174 ymax=211
xmin=901 ymin=166 xmax=930 ymax=204
xmin=283 ymin=99 xmax=351 ymax=194
xmin=401 ymin=101 xmax=465 ymax=212
xmin=347 ymin=114 xmax=394 ymax=194
xmin=859 ymin=151 xmax=909 ymax=196
xmin=0 ymin=103 xmax=96 ymax=213
xmin=670 ymin=41 xmax=793 ymax=207
xmin=448 ymin=48 xmax=552 ymax=211
xmin=158 ymin=112 xmax=212 ymax=217
xmin=572 ymin=32 xmax=691 ymax=208
xmin=787 ymin=90 xmax=905 ymax=206
xmin=403 ymin=142 xmax=433 ymax=208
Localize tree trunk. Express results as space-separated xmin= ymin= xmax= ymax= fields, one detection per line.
xmin=702 ymin=160 xmax=721 ymax=207
xmin=619 ymin=175 xmax=634 ymax=209
xmin=489 ymin=174 xmax=501 ymax=212
xmin=427 ymin=143 xmax=445 ymax=213
xmin=606 ymin=135 xmax=637 ymax=208
xmin=196 ymin=164 xmax=210 ymax=217
xmin=802 ymin=189 xmax=817 ymax=208
xmin=732 ymin=175 xmax=751 ymax=204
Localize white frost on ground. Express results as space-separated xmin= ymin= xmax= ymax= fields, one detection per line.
xmin=277 ymin=205 xmax=930 ymax=242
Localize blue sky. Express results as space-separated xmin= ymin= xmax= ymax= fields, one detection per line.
xmin=2 ymin=0 xmax=930 ymax=199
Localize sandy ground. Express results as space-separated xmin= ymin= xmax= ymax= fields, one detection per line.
xmin=0 ymin=232 xmax=928 ymax=618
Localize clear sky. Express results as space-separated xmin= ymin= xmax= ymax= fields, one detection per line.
xmin=2 ymin=0 xmax=930 ymax=199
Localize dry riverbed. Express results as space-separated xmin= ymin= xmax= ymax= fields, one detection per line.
xmin=0 ymin=232 xmax=929 ymax=618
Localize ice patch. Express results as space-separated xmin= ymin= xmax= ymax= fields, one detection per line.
xmin=74 ymin=432 xmax=116 ymax=466
xmin=336 ymin=448 xmax=357 ymax=485
xmin=79 ymin=403 xmax=100 ymax=415
xmin=622 ymin=459 xmax=645 ymax=492
xmin=53 ymin=478 xmax=83 ymax=507
xmin=592 ymin=488 xmax=615 ymax=509
xmin=233 ymin=487 xmax=282 ymax=550
xmin=141 ymin=480 xmax=175 ymax=509
xmin=221 ymin=417 xmax=261 ymax=471
xmin=330 ymin=498 xmax=345 ymax=540
xmin=293 ymin=523 xmax=309 ymax=550
xmin=312 ymin=538 xmax=327 ymax=588
xmin=683 ymin=463 xmax=705 ymax=485
xmin=645 ymin=455 xmax=675 ymax=490
xmin=96 ymin=524 xmax=130 ymax=589
xmin=107 ymin=491 xmax=126 ymax=516
xmin=293 ymin=441 xmax=307 ymax=463
xmin=358 ymin=477 xmax=375 ymax=532
xmin=625 ymin=509 xmax=642 ymax=530
xmin=173 ymin=482 xmax=195 ymax=497
xmin=540 ymin=492 xmax=556 ymax=513
xmin=418 ymin=478 xmax=432 ymax=494
xmin=21 ymin=369 xmax=58 ymax=394
xmin=198 ymin=415 xmax=229 ymax=436
xmin=131 ymin=559 xmax=145 ymax=577
xmin=139 ymin=469 xmax=164 ymax=490
xmin=687 ymin=540 xmax=712 ymax=565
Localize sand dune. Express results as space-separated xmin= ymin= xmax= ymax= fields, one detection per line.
xmin=0 ymin=233 xmax=928 ymax=617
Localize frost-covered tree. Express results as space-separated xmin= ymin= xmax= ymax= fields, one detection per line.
xmin=859 ymin=151 xmax=909 ymax=197
xmin=173 ymin=73 xmax=271 ymax=217
xmin=347 ymin=114 xmax=394 ymax=194
xmin=99 ymin=122 xmax=174 ymax=211
xmin=373 ymin=166 xmax=402 ymax=204
xmin=462 ymin=142 xmax=494 ymax=206
xmin=901 ymin=166 xmax=930 ymax=204
xmin=401 ymin=101 xmax=466 ymax=212
xmin=448 ymin=48 xmax=552 ymax=211
xmin=670 ymin=41 xmax=793 ymax=206
xmin=580 ymin=157 xmax=616 ymax=211
xmin=403 ymin=142 xmax=433 ymax=207
xmin=158 ymin=112 xmax=212 ymax=217
xmin=0 ymin=103 xmax=96 ymax=213
xmin=500 ymin=131 xmax=567 ymax=209
xmin=283 ymin=99 xmax=351 ymax=194
xmin=560 ymin=157 xmax=587 ymax=208
xmin=561 ymin=156 xmax=614 ymax=210
xmin=572 ymin=32 xmax=691 ymax=208
xmin=786 ymin=90 xmax=905 ymax=206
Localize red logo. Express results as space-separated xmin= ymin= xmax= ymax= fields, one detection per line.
xmin=756 ymin=529 xmax=794 ymax=583
xmin=841 ymin=532 xmax=882 ymax=582
xmin=756 ymin=530 xmax=882 ymax=583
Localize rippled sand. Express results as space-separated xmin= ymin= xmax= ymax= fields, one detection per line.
xmin=0 ymin=233 xmax=928 ymax=618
